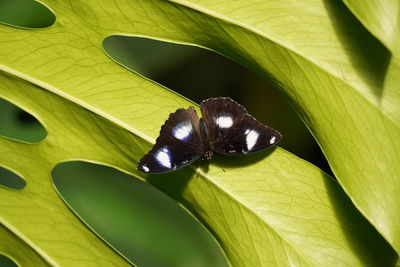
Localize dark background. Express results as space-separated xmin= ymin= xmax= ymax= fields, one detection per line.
xmin=0 ymin=0 xmax=332 ymax=266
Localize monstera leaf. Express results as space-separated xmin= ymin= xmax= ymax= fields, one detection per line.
xmin=0 ymin=0 xmax=398 ymax=266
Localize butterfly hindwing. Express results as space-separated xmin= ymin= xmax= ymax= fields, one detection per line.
xmin=137 ymin=107 xmax=203 ymax=173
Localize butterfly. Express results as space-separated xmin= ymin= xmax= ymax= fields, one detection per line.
xmin=137 ymin=97 xmax=282 ymax=174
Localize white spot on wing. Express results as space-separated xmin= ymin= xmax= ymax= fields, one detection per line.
xmin=142 ymin=165 xmax=150 ymax=172
xmin=216 ymin=115 xmax=233 ymax=128
xmin=245 ymin=129 xmax=259 ymax=151
xmin=172 ymin=121 xmax=193 ymax=141
xmin=270 ymin=136 xmax=276 ymax=144
xmin=154 ymin=146 xmax=172 ymax=168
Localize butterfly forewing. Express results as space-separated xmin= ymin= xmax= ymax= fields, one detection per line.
xmin=212 ymin=114 xmax=282 ymax=155
xmin=137 ymin=107 xmax=203 ymax=173
xmin=201 ymin=97 xmax=281 ymax=155
xmin=200 ymin=97 xmax=248 ymax=142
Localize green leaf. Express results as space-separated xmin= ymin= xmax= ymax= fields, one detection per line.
xmin=1 ymin=63 xmax=395 ymax=266
xmin=0 ymin=0 xmax=398 ymax=266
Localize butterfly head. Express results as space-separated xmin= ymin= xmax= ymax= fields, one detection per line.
xmin=204 ymin=150 xmax=213 ymax=160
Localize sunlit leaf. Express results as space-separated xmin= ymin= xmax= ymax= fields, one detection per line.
xmin=0 ymin=0 xmax=398 ymax=265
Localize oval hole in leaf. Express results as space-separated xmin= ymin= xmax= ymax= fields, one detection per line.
xmin=0 ymin=0 xmax=55 ymax=28
xmin=0 ymin=98 xmax=47 ymax=143
xmin=52 ymin=161 xmax=228 ymax=267
xmin=0 ymin=166 xmax=26 ymax=190
xmin=103 ymin=36 xmax=333 ymax=175
xmin=0 ymin=255 xmax=18 ymax=267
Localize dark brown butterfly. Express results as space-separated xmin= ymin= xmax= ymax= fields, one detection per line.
xmin=138 ymin=97 xmax=281 ymax=174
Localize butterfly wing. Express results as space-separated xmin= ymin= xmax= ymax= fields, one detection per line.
xmin=200 ymin=97 xmax=248 ymax=141
xmin=200 ymin=97 xmax=281 ymax=155
xmin=138 ymin=107 xmax=203 ymax=173
xmin=212 ymin=114 xmax=281 ymax=155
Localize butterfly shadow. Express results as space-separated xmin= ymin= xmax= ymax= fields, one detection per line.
xmin=146 ymin=148 xmax=277 ymax=201
xmin=211 ymin=147 xmax=277 ymax=171
xmin=145 ymin=166 xmax=197 ymax=201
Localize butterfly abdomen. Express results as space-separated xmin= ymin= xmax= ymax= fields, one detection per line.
xmin=199 ymin=118 xmax=214 ymax=160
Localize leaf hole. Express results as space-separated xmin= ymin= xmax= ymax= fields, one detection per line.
xmin=102 ymin=36 xmax=333 ymax=175
xmin=0 ymin=0 xmax=55 ymax=29
xmin=52 ymin=160 xmax=228 ymax=267
xmin=0 ymin=255 xmax=18 ymax=267
xmin=0 ymin=166 xmax=26 ymax=190
xmin=0 ymin=97 xmax=47 ymax=143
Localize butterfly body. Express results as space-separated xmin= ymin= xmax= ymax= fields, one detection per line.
xmin=138 ymin=97 xmax=282 ymax=174
xmin=198 ymin=118 xmax=214 ymax=160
